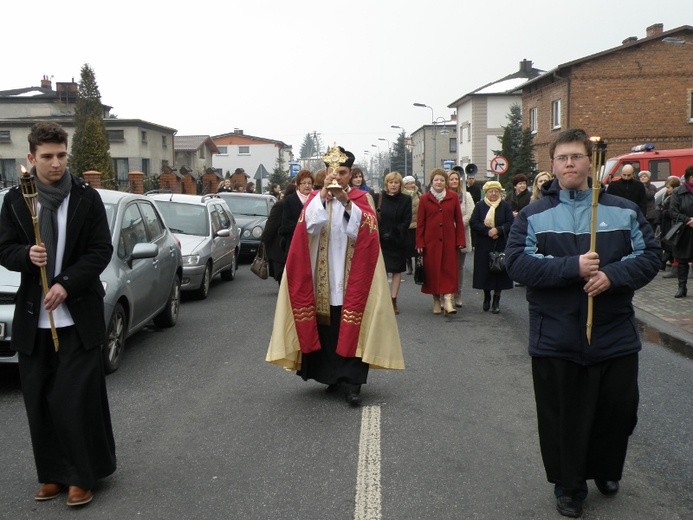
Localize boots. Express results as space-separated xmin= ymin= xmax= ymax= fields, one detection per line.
xmin=675 ymin=263 xmax=689 ymax=298
xmin=443 ymin=294 xmax=457 ymax=314
xmin=483 ymin=291 xmax=491 ymax=312
xmin=491 ymin=293 xmax=501 ymax=314
xmin=432 ymin=295 xmax=442 ymax=314
xmin=392 ymin=297 xmax=400 ymax=315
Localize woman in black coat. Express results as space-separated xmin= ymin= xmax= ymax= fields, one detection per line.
xmin=279 ymin=170 xmax=314 ymax=256
xmin=470 ymin=181 xmax=514 ymax=313
xmin=668 ymin=165 xmax=693 ymax=298
xmin=375 ymin=172 xmax=412 ymax=315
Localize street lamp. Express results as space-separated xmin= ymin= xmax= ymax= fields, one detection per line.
xmin=391 ymin=125 xmax=408 ymax=177
xmin=662 ymin=36 xmax=693 ymax=45
xmin=378 ymin=138 xmax=392 ymax=172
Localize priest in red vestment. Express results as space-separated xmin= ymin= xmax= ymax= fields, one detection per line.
xmin=266 ymin=146 xmax=404 ymax=406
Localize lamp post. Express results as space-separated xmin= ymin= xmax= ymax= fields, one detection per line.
xmin=390 ymin=125 xmax=407 ymax=177
xmin=378 ymin=138 xmax=392 ymax=173
xmin=414 ymin=102 xmax=438 ymax=172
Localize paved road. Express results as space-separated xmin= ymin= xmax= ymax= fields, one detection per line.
xmin=0 ymin=265 xmax=690 ymax=519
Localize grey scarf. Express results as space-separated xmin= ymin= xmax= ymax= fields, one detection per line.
xmin=36 ymin=169 xmax=72 ymax=280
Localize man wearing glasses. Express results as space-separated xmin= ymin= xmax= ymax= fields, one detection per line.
xmin=505 ymin=129 xmax=659 ymax=518
xmin=605 ymin=164 xmax=648 ymax=215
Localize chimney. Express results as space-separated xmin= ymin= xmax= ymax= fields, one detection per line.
xmin=622 ymin=36 xmax=637 ymax=45
xmin=519 ymin=59 xmax=533 ymax=73
xmin=646 ymin=23 xmax=664 ymax=38
xmin=40 ymin=75 xmax=52 ymax=89
xmin=233 ymin=128 xmax=244 ymax=135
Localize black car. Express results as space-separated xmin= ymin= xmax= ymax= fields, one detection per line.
xmin=216 ymin=193 xmax=276 ymax=260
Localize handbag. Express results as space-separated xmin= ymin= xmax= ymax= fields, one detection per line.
xmin=488 ymin=249 xmax=506 ymax=273
xmin=250 ymin=243 xmax=269 ymax=280
xmin=414 ymin=256 xmax=425 ymax=285
xmin=662 ymin=221 xmax=684 ymax=248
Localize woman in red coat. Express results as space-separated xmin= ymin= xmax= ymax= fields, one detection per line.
xmin=416 ymin=168 xmax=466 ymax=314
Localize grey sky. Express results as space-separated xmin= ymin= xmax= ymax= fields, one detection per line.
xmin=5 ymin=0 xmax=691 ymax=166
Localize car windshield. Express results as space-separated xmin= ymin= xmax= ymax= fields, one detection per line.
xmin=219 ymin=195 xmax=268 ymax=216
xmin=154 ymin=201 xmax=209 ymax=236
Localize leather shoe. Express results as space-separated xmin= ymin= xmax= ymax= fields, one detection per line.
xmin=595 ymin=479 xmax=619 ymax=496
xmin=35 ymin=483 xmax=65 ymax=501
xmin=556 ymin=495 xmax=583 ymax=518
xmin=66 ymin=486 xmax=93 ymax=507
xmin=346 ymin=392 xmax=361 ymax=406
xmin=325 ymin=383 xmax=340 ymax=393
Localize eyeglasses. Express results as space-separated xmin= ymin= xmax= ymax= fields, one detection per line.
xmin=299 ymin=181 xmax=313 ymax=186
xmin=553 ymin=153 xmax=588 ymax=164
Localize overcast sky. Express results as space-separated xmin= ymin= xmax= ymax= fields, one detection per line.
xmin=5 ymin=1 xmax=691 ymax=166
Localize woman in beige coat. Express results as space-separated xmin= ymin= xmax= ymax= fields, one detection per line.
xmin=448 ymin=167 xmax=475 ymax=307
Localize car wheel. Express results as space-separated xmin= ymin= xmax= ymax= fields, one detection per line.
xmin=103 ymin=303 xmax=126 ymax=374
xmin=194 ymin=264 xmax=211 ymax=299
xmin=221 ymin=249 xmax=237 ymax=281
xmin=153 ymin=274 xmax=181 ymax=328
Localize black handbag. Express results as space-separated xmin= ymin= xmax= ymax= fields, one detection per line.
xmin=488 ymin=249 xmax=506 ymax=273
xmin=250 ymin=243 xmax=269 ymax=280
xmin=414 ymin=256 xmax=425 ymax=285
xmin=662 ymin=221 xmax=684 ymax=248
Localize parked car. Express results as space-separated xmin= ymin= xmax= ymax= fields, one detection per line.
xmin=0 ymin=264 xmax=19 ymax=365
xmin=216 ymin=192 xmax=276 ymax=260
xmin=147 ymin=192 xmax=240 ymax=299
xmin=0 ymin=188 xmax=183 ymax=373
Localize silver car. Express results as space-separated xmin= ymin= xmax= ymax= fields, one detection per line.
xmin=147 ymin=193 xmax=240 ymax=299
xmin=0 ymin=189 xmax=183 ymax=373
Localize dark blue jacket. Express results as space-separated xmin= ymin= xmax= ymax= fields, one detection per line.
xmin=505 ymin=179 xmax=660 ymax=365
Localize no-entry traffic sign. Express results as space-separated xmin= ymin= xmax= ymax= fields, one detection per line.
xmin=490 ymin=155 xmax=509 ymax=174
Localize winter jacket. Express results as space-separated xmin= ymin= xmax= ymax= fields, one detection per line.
xmin=505 ymin=179 xmax=660 ymax=365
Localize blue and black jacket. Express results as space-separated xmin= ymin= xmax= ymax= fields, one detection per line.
xmin=505 ymin=179 xmax=660 ymax=365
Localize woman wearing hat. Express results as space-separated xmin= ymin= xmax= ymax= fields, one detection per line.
xmin=416 ymin=168 xmax=465 ymax=315
xmin=506 ymin=173 xmax=530 ymax=218
xmin=470 ymin=181 xmax=514 ymax=313
xmin=638 ymin=170 xmax=659 ymax=232
xmin=401 ymin=175 xmax=420 ymax=275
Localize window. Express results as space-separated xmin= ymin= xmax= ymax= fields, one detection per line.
xmin=689 ymin=90 xmax=693 ymax=121
xmin=141 ymin=158 xmax=150 ymax=175
xmin=199 ymin=147 xmax=205 ymax=159
xmin=529 ymin=107 xmax=538 ymax=133
xmin=118 ymin=204 xmax=147 ymax=259
xmin=112 ymin=158 xmax=130 ymax=185
xmin=0 ymin=158 xmax=16 ymax=186
xmin=649 ymin=160 xmax=671 ymax=182
xmin=217 ymin=146 xmax=228 ymax=154
xmin=0 ymin=130 xmax=10 ymax=143
xmin=238 ymin=146 xmax=250 ymax=155
xmin=551 ymin=100 xmax=562 ymax=129
xmin=138 ymin=202 xmax=164 ymax=240
xmin=162 ymin=136 xmax=168 ymax=148
xmin=141 ymin=131 xmax=147 ymax=143
xmin=449 ymin=138 xmax=457 ymax=153
xmin=107 ymin=130 xmax=125 ymax=142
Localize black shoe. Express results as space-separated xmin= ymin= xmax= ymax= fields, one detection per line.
xmin=346 ymin=392 xmax=361 ymax=406
xmin=491 ymin=294 xmax=500 ymax=314
xmin=483 ymin=292 xmax=491 ymax=312
xmin=594 ymin=479 xmax=619 ymax=496
xmin=675 ymin=285 xmax=687 ymax=298
xmin=325 ymin=383 xmax=340 ymax=393
xmin=556 ymin=496 xmax=583 ymax=518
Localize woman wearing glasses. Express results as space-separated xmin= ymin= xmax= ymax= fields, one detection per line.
xmin=279 ymin=170 xmax=315 ymax=259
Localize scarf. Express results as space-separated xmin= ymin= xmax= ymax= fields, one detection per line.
xmin=297 ymin=191 xmax=309 ymax=205
xmin=430 ymin=187 xmax=446 ymax=202
xmin=483 ymin=195 xmax=501 ymax=228
xmin=36 ymin=169 xmax=72 ymax=280
xmin=685 ymin=181 xmax=693 ymax=194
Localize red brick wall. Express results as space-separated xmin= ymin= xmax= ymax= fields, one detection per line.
xmin=129 ymin=171 xmax=144 ymax=194
xmin=524 ymin=32 xmax=693 ymax=172
xmin=181 ymin=174 xmax=196 ymax=194
xmin=82 ymin=170 xmax=102 ymax=188
xmin=159 ymin=173 xmax=182 ymax=193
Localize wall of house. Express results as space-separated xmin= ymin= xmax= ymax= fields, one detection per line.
xmin=212 ymin=142 xmax=280 ymax=182
xmin=524 ymin=32 xmax=693 ymax=172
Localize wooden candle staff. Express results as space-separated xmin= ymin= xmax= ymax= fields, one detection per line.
xmin=19 ymin=165 xmax=59 ymax=352
xmin=586 ymin=137 xmax=607 ymax=344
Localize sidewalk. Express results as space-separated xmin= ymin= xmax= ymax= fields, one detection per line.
xmin=633 ymin=267 xmax=693 ymax=351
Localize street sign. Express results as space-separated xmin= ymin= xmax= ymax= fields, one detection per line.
xmin=288 ymin=161 xmax=301 ymax=177
xmin=443 ymin=159 xmax=455 ymax=171
xmin=490 ymin=155 xmax=509 ymax=174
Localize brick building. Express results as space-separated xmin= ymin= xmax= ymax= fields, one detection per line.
xmin=520 ymin=23 xmax=693 ymax=172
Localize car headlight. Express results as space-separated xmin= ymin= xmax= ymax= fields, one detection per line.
xmin=251 ymin=226 xmax=263 ymax=238
xmin=182 ymin=255 xmax=201 ymax=266
xmin=242 ymin=229 xmax=251 ymax=239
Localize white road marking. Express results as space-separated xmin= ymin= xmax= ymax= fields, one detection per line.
xmin=354 ymin=405 xmax=382 ymax=520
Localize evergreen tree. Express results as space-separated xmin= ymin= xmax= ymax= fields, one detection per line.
xmin=267 ymin=155 xmax=289 ymax=192
xmin=70 ymin=64 xmax=115 ymax=187
xmin=390 ymin=131 xmax=411 ymax=176
xmin=493 ymin=103 xmax=536 ymax=192
xmin=298 ymin=132 xmax=324 ymax=159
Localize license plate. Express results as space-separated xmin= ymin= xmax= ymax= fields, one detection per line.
xmin=0 ymin=322 xmax=5 ymax=340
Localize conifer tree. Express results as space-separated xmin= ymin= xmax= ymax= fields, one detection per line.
xmin=70 ymin=64 xmax=115 ymax=187
xmin=493 ymin=103 xmax=536 ymax=192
